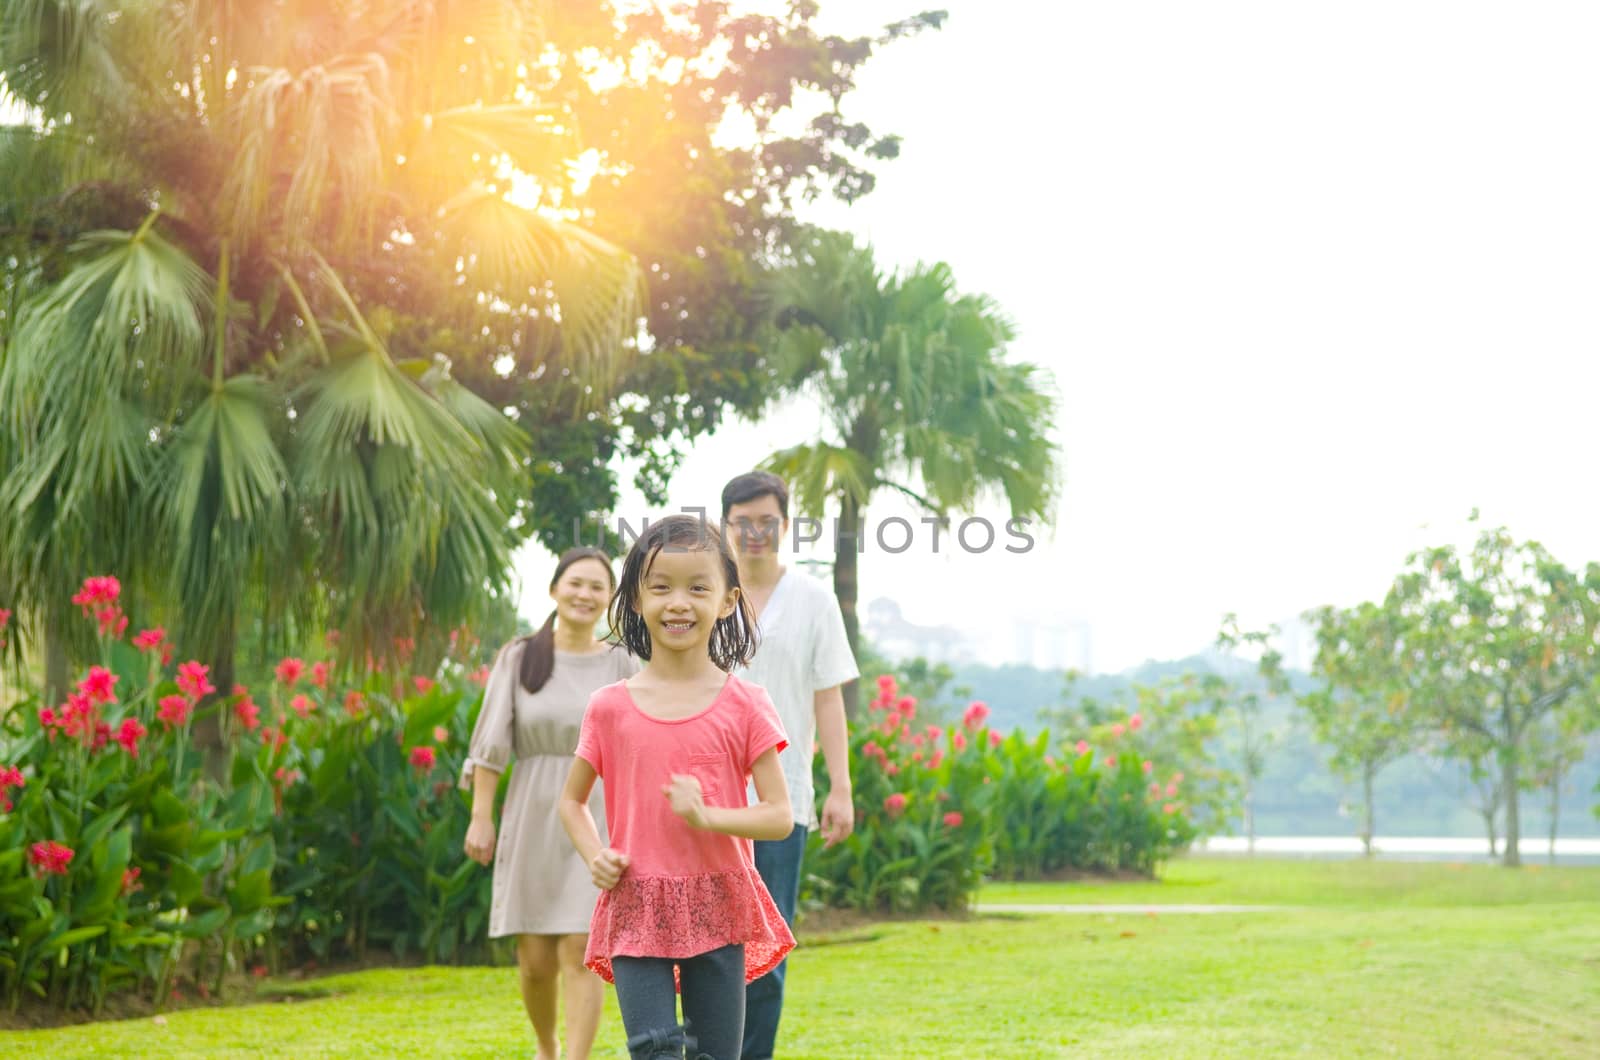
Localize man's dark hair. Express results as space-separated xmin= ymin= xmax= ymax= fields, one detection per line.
xmin=720 ymin=470 xmax=789 ymax=521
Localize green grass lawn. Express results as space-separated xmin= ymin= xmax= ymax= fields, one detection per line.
xmin=13 ymin=857 xmax=1600 ymax=1058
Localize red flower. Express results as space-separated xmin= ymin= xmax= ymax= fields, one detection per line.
xmin=177 ymin=661 xmax=215 ymax=701
xmin=275 ymin=658 xmax=305 ymax=687
xmin=29 ymin=840 xmax=74 ymax=876
xmin=1129 ymin=713 xmax=1144 ymax=731
xmin=1104 ymin=755 xmax=1117 ymax=769
xmin=433 ymin=725 xmax=449 ymax=744
xmin=896 ymin=696 xmax=917 ymax=720
xmin=289 ymin=694 xmax=314 ymax=719
xmin=951 ymin=730 xmax=967 ymax=752
xmin=926 ymin=725 xmax=943 ymax=742
xmin=1165 ymin=781 xmax=1179 ymax=798
xmin=273 ymin=766 xmax=301 ymax=786
xmin=120 ymin=866 xmax=142 ymax=896
xmin=884 ymin=762 xmax=900 ymax=776
xmin=1163 ymin=802 xmax=1179 ymax=815
xmin=1110 ymin=722 xmax=1126 ymax=738
xmin=132 ymin=627 xmax=166 ymax=653
xmin=157 ymin=695 xmax=192 ymax=729
xmin=1142 ymin=760 xmax=1154 ymax=774
xmin=883 ymin=792 xmax=908 ymax=817
xmin=1149 ymin=782 xmax=1162 ymax=798
xmin=233 ymin=693 xmax=261 ymax=732
xmin=0 ymin=765 xmax=23 ymax=813
xmin=409 ymin=746 xmax=437 ymax=773
xmin=91 ymin=720 xmax=111 ymax=752
xmin=988 ymin=730 xmax=1003 ymax=749
xmin=310 ymin=661 xmax=330 ymax=689
xmin=1172 ymin=771 xmax=1185 ymax=784
xmin=393 ymin=636 xmax=416 ymax=661
xmin=468 ymin=665 xmax=490 ymax=687
xmin=1074 ymin=740 xmax=1090 ymax=756
xmin=114 ymin=717 xmax=147 ymax=757
xmin=927 ymin=749 xmax=944 ymax=769
xmin=251 ymin=965 xmax=269 ymax=979
xmin=412 ymin=676 xmax=435 ymax=695
xmin=342 ymin=691 xmax=365 ymax=718
xmin=80 ymin=666 xmax=119 ymax=705
xmin=876 ymin=674 xmax=898 ymax=698
xmin=962 ymin=701 xmax=990 ymax=729
xmin=0 ymin=607 xmax=9 ymax=629
xmin=38 ymin=706 xmax=57 ymax=729
xmin=942 ymin=811 xmax=964 ymax=828
xmin=95 ymin=606 xmax=128 ymax=638
xmin=70 ymin=575 xmax=120 ymax=612
xmin=882 ymin=711 xmax=902 ymax=734
xmin=911 ymin=750 xmax=923 ymax=764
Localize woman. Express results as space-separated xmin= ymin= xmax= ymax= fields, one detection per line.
xmin=462 ymin=546 xmax=638 ymax=1060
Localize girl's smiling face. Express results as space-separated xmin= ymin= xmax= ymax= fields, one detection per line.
xmin=636 ymin=546 xmax=740 ymax=653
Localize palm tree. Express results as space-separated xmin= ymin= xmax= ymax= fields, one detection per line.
xmin=0 ymin=1 xmax=642 ymax=700
xmin=763 ymin=230 xmax=1059 ymax=715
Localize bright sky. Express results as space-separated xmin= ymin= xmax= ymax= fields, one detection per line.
xmin=514 ymin=0 xmax=1600 ymax=673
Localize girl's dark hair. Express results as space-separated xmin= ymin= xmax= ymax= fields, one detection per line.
xmin=608 ymin=515 xmax=757 ymax=671
xmin=517 ymin=547 xmax=617 ymax=694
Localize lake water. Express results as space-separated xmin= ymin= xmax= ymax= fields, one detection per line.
xmin=1197 ymin=835 xmax=1600 ymax=865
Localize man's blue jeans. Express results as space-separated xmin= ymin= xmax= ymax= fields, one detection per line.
xmin=742 ymin=823 xmax=807 ymax=1060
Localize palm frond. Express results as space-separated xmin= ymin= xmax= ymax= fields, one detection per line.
xmin=439 ymin=186 xmax=644 ymax=391
xmin=4 ymin=221 xmax=210 ymax=409
xmin=0 ymin=0 xmax=129 ymax=117
xmin=763 ymin=442 xmax=873 ymax=514
xmin=146 ymin=374 xmax=290 ymax=653
xmin=222 ymin=53 xmax=395 ymax=250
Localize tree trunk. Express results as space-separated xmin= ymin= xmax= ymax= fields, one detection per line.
xmin=834 ymin=493 xmax=862 ymax=720
xmin=1360 ymin=760 xmax=1376 ymax=858
xmin=1500 ymin=748 xmax=1521 ymax=868
xmin=45 ymin=625 xmax=70 ymax=707
xmin=1244 ymin=782 xmax=1255 ymax=855
xmin=1548 ymin=772 xmax=1561 ymax=865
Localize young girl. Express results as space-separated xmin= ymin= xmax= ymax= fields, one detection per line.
xmin=559 ymin=515 xmax=795 ymax=1060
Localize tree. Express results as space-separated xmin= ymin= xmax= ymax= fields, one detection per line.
xmin=763 ymin=229 xmax=1059 ymax=714
xmin=0 ymin=0 xmax=650 ymax=699
xmin=464 ymin=3 xmax=950 ymax=551
xmin=1388 ymin=526 xmax=1600 ymax=867
xmin=1301 ymin=602 xmax=1420 ymax=857
xmin=1523 ymin=703 xmax=1596 ymax=862
xmin=1214 ymin=617 xmax=1292 ymax=854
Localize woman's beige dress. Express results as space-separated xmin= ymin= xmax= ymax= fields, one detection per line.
xmin=461 ymin=640 xmax=639 ymax=937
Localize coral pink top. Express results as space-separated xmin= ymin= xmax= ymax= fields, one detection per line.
xmin=574 ymin=673 xmax=796 ymax=984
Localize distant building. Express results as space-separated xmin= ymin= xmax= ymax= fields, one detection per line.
xmin=864 ymin=598 xmax=976 ymax=665
xmin=1007 ymin=618 xmax=1094 ymax=673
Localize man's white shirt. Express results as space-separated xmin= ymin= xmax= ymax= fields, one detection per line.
xmin=738 ymin=568 xmax=859 ymax=827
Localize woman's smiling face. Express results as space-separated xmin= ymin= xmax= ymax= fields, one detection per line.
xmin=551 ymin=556 xmax=613 ymax=630
xmin=635 ymin=545 xmax=739 ymax=654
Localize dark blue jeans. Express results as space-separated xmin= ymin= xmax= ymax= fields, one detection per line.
xmin=742 ymin=823 xmax=807 ymax=1060
xmin=612 ymin=943 xmax=746 ymax=1060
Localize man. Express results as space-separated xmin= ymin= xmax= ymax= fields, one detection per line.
xmin=720 ymin=470 xmax=857 ymax=1060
